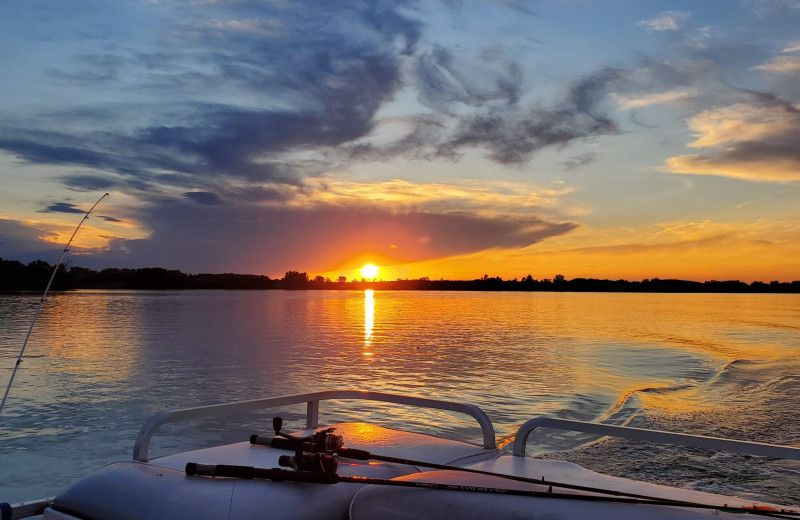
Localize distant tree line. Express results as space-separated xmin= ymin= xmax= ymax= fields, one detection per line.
xmin=2 ymin=258 xmax=799 ymax=293
xmin=0 ymin=258 xmax=277 ymax=291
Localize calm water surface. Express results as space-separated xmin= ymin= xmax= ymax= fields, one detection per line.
xmin=1 ymin=290 xmax=798 ymax=504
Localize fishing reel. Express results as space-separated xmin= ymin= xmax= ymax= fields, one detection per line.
xmin=278 ymin=451 xmax=339 ymax=473
xmin=250 ymin=417 xmax=344 ymax=455
xmin=305 ymin=427 xmax=344 ymax=453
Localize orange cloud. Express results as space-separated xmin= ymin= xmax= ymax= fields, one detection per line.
xmin=665 ymin=154 xmax=800 ymax=181
xmin=664 ymin=102 xmax=800 ymax=182
xmin=298 ymin=178 xmax=577 ymax=216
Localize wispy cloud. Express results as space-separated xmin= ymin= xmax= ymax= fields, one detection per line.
xmin=638 ymin=11 xmax=691 ymax=31
xmin=350 ymin=66 xmax=627 ymax=166
xmin=198 ymin=17 xmax=282 ymax=33
xmin=613 ymin=89 xmax=697 ymax=110
xmin=754 ymin=55 xmax=800 ymax=72
xmin=560 ymin=152 xmax=598 ymax=170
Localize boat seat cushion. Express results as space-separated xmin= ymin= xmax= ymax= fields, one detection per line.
xmin=50 ymin=422 xmax=496 ymax=520
xmin=349 ymin=466 xmax=784 ymax=520
xmin=52 ymin=461 xmax=366 ymax=520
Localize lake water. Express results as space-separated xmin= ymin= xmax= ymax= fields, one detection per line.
xmin=1 ymin=290 xmax=799 ymax=505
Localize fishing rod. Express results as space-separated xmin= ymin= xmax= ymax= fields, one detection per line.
xmin=250 ymin=418 xmax=705 ymax=509
xmin=249 ymin=419 xmax=800 ymax=515
xmin=0 ymin=193 xmax=109 ymax=418
xmin=184 ymin=462 xmax=800 ymax=518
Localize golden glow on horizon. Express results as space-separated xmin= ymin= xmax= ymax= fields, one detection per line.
xmin=324 ymin=218 xmax=799 ymax=283
xmin=360 ymin=264 xmax=379 ymax=279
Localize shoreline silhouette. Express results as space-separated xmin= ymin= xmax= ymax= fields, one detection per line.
xmin=2 ymin=258 xmax=798 ymax=293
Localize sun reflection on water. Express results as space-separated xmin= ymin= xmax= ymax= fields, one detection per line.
xmin=364 ymin=289 xmax=374 ymax=356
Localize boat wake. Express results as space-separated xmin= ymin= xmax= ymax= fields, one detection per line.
xmin=539 ymin=355 xmax=800 ymax=505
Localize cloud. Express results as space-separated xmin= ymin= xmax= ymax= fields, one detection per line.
xmin=62 ymin=174 xmax=121 ymax=192
xmin=0 ymin=219 xmax=62 ymax=259
xmin=93 ymin=201 xmax=577 ymax=274
xmin=199 ymin=17 xmax=282 ymax=33
xmin=613 ymin=89 xmax=697 ymax=109
xmin=754 ymin=55 xmax=800 ymax=72
xmin=415 ymin=45 xmax=522 ymax=113
xmin=560 ymin=152 xmax=598 ymax=170
xmin=0 ymin=0 xmax=631 ymax=197
xmin=534 ymin=218 xmax=800 ymax=267
xmin=663 ymin=97 xmax=800 ymax=182
xmin=2 ymin=172 xmax=581 ymax=274
xmin=742 ymin=0 xmax=800 ymax=14
xmin=182 ymin=191 xmax=224 ymax=205
xmin=638 ymin=11 xmax=690 ymax=31
xmin=683 ymin=102 xmax=798 ymax=148
xmin=0 ymin=215 xmax=128 ymax=266
xmin=41 ymin=202 xmax=88 ymax=214
xmin=665 ymin=153 xmax=800 ymax=182
xmin=0 ymin=0 xmax=421 ymax=190
xmin=354 ymin=67 xmax=627 ymax=166
xmin=301 ymin=178 xmax=574 ymax=215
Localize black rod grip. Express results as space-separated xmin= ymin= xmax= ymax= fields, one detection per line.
xmin=269 ymin=436 xmax=305 ymax=451
xmin=250 ymin=434 xmax=277 ymax=446
xmin=185 ymin=463 xmax=216 ymax=477
xmin=250 ymin=434 xmax=308 ymax=452
xmin=337 ymin=447 xmax=371 ymax=460
xmin=186 ymin=463 xmax=339 ymax=484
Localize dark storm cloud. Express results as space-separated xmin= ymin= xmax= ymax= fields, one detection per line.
xmin=92 ymin=201 xmax=577 ymax=274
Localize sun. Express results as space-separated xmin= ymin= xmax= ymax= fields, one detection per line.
xmin=360 ymin=264 xmax=379 ymax=279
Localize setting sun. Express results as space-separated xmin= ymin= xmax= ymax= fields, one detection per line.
xmin=360 ymin=264 xmax=379 ymax=279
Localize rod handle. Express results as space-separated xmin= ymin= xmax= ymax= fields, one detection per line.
xmin=337 ymin=447 xmax=371 ymax=460
xmin=250 ymin=435 xmax=308 ymax=452
xmin=186 ymin=463 xmax=339 ymax=484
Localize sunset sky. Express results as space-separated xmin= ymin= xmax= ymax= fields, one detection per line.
xmin=1 ymin=0 xmax=799 ymax=282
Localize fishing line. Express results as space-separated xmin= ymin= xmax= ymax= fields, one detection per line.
xmin=0 ymin=193 xmax=109 ymax=418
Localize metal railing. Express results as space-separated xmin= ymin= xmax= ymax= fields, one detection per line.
xmin=512 ymin=417 xmax=800 ymax=460
xmin=134 ymin=389 xmax=496 ymax=462
xmin=0 ymin=498 xmax=54 ymax=520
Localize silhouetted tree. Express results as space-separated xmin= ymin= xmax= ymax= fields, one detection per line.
xmin=282 ymin=271 xmax=309 ymax=289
